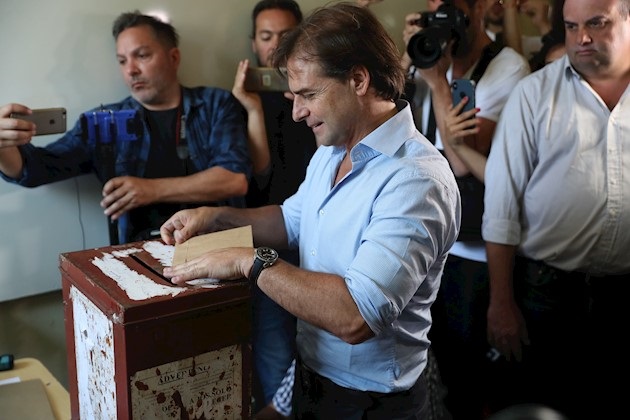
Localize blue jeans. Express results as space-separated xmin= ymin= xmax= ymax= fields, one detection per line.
xmin=252 ymin=280 xmax=297 ymax=408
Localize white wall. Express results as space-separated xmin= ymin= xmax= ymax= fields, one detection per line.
xmin=0 ymin=0 xmax=420 ymax=302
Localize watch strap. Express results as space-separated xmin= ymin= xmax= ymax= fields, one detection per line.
xmin=249 ymin=256 xmax=266 ymax=285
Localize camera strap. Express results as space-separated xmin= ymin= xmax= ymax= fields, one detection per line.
xmin=175 ymin=88 xmax=189 ymax=160
xmin=425 ymin=41 xmax=504 ymax=144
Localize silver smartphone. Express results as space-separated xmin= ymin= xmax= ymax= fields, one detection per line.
xmin=451 ymin=79 xmax=476 ymax=114
xmin=10 ymin=107 xmax=67 ymax=135
xmin=244 ymin=67 xmax=290 ymax=92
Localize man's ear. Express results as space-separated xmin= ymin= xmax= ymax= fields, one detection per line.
xmin=170 ymin=47 xmax=181 ymax=66
xmin=351 ymin=65 xmax=370 ymax=96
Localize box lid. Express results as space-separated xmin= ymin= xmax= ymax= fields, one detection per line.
xmin=59 ymin=240 xmax=250 ymax=324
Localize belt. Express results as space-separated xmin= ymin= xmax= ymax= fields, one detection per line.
xmin=516 ymin=256 xmax=628 ymax=283
xmin=297 ymin=359 xmax=415 ymax=401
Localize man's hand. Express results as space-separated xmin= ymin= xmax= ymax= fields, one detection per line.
xmin=162 ymin=247 xmax=253 ymax=285
xmin=401 ymin=12 xmax=423 ymax=69
xmin=487 ymin=296 xmax=530 ymax=362
xmin=101 ymin=176 xmax=156 ymax=220
xmin=232 ymin=59 xmax=264 ymax=113
xmin=0 ymin=103 xmax=36 ymax=148
xmin=160 ymin=206 xmax=216 ymax=245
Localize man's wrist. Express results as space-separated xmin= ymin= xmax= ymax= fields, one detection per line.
xmin=249 ymin=247 xmax=279 ymax=285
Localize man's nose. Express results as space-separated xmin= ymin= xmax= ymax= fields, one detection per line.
xmin=292 ymin=96 xmax=308 ymax=122
xmin=123 ymin=60 xmax=140 ymax=76
xmin=577 ymin=26 xmax=592 ymax=45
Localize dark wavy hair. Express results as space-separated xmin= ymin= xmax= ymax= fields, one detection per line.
xmin=112 ymin=10 xmax=179 ymax=49
xmin=272 ymin=2 xmax=405 ymax=101
xmin=251 ymin=0 xmax=303 ymax=38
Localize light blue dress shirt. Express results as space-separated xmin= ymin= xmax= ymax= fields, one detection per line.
xmin=281 ymin=101 xmax=460 ymax=392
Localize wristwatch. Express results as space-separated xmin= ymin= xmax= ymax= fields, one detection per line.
xmin=249 ymin=247 xmax=279 ymax=285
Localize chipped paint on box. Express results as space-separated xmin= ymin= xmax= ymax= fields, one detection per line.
xmin=131 ymin=344 xmax=243 ymax=419
xmin=91 ymin=249 xmax=185 ymax=300
xmin=142 ymin=241 xmax=175 ymax=267
xmin=71 ymin=285 xmax=117 ymax=419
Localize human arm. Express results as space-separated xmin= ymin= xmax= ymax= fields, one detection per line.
xmin=485 ymin=241 xmax=529 ymax=362
xmin=101 ymin=167 xmax=248 ymax=220
xmin=482 ymin=78 xmax=536 ymax=362
xmin=401 ymin=12 xmax=422 ymax=72
xmin=519 ymin=0 xmax=551 ymax=36
xmin=160 ymin=204 xmax=288 ymax=247
xmin=0 ymin=103 xmax=36 ymax=178
xmin=160 ymin=202 xmax=372 ymax=343
xmin=163 ymin=145 xmax=461 ymax=346
xmin=103 ymin=88 xmax=251 ymax=220
xmin=501 ymin=0 xmax=524 ymax=55
xmin=443 ymin=98 xmax=486 ymax=182
xmin=232 ymin=59 xmax=271 ymax=176
xmin=165 ymin=247 xmax=372 ymax=344
xmin=418 ymin=54 xmax=495 ymax=178
xmin=356 ymin=0 xmax=383 ymax=6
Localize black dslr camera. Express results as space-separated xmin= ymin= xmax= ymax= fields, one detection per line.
xmin=407 ymin=1 xmax=469 ymax=69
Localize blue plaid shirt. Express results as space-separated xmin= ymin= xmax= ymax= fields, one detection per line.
xmin=3 ymin=86 xmax=251 ymax=243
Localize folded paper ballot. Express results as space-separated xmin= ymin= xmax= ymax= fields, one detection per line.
xmin=0 ymin=379 xmax=56 ymax=420
xmin=172 ymin=225 xmax=253 ymax=266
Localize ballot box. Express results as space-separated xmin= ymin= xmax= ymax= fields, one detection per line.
xmin=59 ymin=239 xmax=252 ymax=419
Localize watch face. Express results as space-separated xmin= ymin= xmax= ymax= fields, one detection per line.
xmin=256 ymin=247 xmax=278 ymax=263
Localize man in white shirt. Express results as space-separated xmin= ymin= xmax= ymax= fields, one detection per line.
xmin=483 ymin=0 xmax=630 ymax=417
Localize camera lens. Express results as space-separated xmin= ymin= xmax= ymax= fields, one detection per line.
xmin=407 ymin=27 xmax=449 ymax=69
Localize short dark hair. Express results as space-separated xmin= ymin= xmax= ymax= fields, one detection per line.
xmin=251 ymin=0 xmax=303 ymax=38
xmin=272 ymin=2 xmax=405 ymax=101
xmin=112 ymin=10 xmax=179 ymax=49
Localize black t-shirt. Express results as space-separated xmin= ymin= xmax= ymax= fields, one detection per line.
xmin=128 ymin=108 xmax=190 ymax=240
xmin=246 ymin=92 xmax=317 ymax=208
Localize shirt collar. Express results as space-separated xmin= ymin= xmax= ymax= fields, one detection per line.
xmin=354 ymin=100 xmax=416 ymax=159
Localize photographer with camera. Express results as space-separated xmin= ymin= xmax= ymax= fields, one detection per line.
xmin=402 ymin=1 xmax=529 ymax=418
xmin=0 ymin=11 xmax=250 ymax=245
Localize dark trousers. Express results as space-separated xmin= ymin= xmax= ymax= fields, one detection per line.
xmin=489 ymin=257 xmax=630 ymax=420
xmin=292 ymin=359 xmax=428 ymax=419
xmin=429 ymin=255 xmax=492 ymax=420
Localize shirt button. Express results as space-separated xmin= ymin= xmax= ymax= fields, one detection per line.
xmin=311 ymin=249 xmax=317 ymax=256
xmin=319 ymin=209 xmax=325 ymax=215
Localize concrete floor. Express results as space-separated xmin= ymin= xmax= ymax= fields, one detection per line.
xmin=0 ymin=290 xmax=68 ymax=389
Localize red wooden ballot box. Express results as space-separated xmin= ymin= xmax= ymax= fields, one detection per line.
xmin=59 ymin=239 xmax=252 ymax=419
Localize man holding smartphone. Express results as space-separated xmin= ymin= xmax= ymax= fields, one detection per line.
xmin=230 ymin=1 xmax=317 ymax=418
xmin=0 ymin=11 xmax=250 ymax=245
xmin=401 ymin=0 xmax=530 ymax=418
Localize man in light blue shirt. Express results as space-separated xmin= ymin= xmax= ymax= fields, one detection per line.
xmin=160 ymin=3 xmax=460 ymax=418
